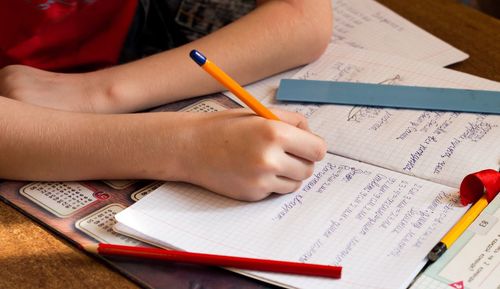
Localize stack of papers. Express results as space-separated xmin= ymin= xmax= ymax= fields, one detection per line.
xmin=113 ymin=1 xmax=500 ymax=289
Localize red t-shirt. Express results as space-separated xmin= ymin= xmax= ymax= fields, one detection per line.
xmin=0 ymin=0 xmax=138 ymax=71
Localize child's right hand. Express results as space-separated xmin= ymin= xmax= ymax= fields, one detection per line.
xmin=175 ymin=108 xmax=327 ymax=201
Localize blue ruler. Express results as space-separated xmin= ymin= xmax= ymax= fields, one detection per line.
xmin=276 ymin=79 xmax=500 ymax=114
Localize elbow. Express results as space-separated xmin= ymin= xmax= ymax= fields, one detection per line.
xmin=282 ymin=0 xmax=332 ymax=64
xmin=306 ymin=18 xmax=332 ymax=63
xmin=302 ymin=0 xmax=333 ymax=63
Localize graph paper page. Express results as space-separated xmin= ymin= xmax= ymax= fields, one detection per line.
xmin=115 ymin=154 xmax=468 ymax=289
xmin=224 ymin=0 xmax=468 ymax=104
xmin=268 ymin=44 xmax=500 ymax=188
xmin=330 ymin=0 xmax=468 ymax=66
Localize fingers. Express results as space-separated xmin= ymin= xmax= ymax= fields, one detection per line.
xmin=262 ymin=151 xmax=316 ymax=196
xmin=271 ymin=109 xmax=309 ymax=131
xmin=266 ymin=109 xmax=327 ymax=162
xmin=269 ymin=151 xmax=316 ymax=195
xmin=279 ymin=124 xmax=327 ymax=162
xmin=272 ymin=176 xmax=303 ymax=195
xmin=277 ymin=153 xmax=315 ymax=181
xmin=196 ymin=108 xmax=326 ymax=201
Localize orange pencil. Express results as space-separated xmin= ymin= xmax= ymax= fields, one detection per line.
xmin=190 ymin=49 xmax=280 ymax=120
xmin=84 ymin=243 xmax=342 ymax=279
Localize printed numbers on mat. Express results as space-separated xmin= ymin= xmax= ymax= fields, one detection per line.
xmin=20 ymin=182 xmax=100 ymax=218
xmin=181 ymin=99 xmax=228 ymax=113
xmin=75 ymin=203 xmax=142 ymax=245
xmin=131 ymin=181 xmax=164 ymax=202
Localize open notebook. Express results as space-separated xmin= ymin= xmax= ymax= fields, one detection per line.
xmin=225 ymin=0 xmax=468 ymax=108
xmin=114 ymin=47 xmax=499 ymax=289
xmin=329 ymin=0 xmax=468 ymax=66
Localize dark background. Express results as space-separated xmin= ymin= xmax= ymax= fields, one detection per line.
xmin=462 ymin=0 xmax=500 ymax=18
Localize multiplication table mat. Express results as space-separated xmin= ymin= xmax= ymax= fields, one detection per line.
xmin=20 ymin=182 xmax=100 ymax=218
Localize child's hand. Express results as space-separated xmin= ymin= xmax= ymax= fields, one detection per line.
xmin=0 ymin=65 xmax=99 ymax=112
xmin=178 ymin=108 xmax=327 ymax=201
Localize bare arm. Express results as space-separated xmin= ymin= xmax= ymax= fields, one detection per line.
xmin=0 ymin=0 xmax=332 ymax=113
xmin=93 ymin=0 xmax=333 ymax=112
xmin=0 ymin=96 xmax=326 ymax=201
xmin=0 ymin=96 xmax=187 ymax=181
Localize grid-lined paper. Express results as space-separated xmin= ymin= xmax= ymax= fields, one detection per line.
xmin=266 ymin=44 xmax=500 ymax=189
xmin=330 ymin=0 xmax=468 ymax=66
xmin=116 ymin=154 xmax=469 ymax=289
xmin=224 ymin=0 xmax=468 ymax=105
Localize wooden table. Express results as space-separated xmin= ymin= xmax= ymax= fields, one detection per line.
xmin=1 ymin=1 xmax=499 ymax=288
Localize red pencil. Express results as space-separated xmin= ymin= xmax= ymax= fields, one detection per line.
xmin=84 ymin=243 xmax=342 ymax=279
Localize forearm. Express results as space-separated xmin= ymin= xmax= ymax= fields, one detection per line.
xmin=0 ymin=96 xmax=328 ymax=201
xmin=0 ymin=97 xmax=189 ymax=181
xmin=89 ymin=0 xmax=332 ymax=113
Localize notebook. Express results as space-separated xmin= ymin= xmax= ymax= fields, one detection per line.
xmin=225 ymin=0 xmax=468 ymax=107
xmin=114 ymin=47 xmax=499 ymax=288
xmin=329 ymin=0 xmax=468 ymax=66
xmin=263 ymin=44 xmax=500 ymax=189
xmin=114 ymin=154 xmax=467 ymax=289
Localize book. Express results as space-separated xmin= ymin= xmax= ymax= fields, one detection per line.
xmin=114 ymin=46 xmax=500 ymax=289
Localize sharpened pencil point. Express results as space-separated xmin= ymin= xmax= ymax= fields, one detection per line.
xmin=82 ymin=244 xmax=99 ymax=254
xmin=428 ymin=242 xmax=447 ymax=262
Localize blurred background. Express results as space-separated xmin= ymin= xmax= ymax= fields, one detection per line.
xmin=461 ymin=0 xmax=500 ymax=18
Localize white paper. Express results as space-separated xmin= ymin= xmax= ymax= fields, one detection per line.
xmin=224 ymin=0 xmax=468 ymax=104
xmin=116 ymin=154 xmax=468 ymax=289
xmin=273 ymin=44 xmax=500 ymax=188
xmin=330 ymin=0 xmax=468 ymax=66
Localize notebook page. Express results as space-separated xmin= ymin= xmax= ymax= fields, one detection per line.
xmin=224 ymin=0 xmax=468 ymax=104
xmin=267 ymin=44 xmax=500 ymax=188
xmin=113 ymin=222 xmax=290 ymax=289
xmin=330 ymin=0 xmax=468 ymax=66
xmin=115 ymin=154 xmax=468 ymax=289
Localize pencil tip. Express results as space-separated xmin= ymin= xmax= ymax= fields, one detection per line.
xmin=428 ymin=242 xmax=446 ymax=262
xmin=82 ymin=243 xmax=99 ymax=254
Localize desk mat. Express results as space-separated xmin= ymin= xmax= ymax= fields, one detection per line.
xmin=0 ymin=93 xmax=276 ymax=289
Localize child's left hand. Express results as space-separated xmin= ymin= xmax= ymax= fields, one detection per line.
xmin=0 ymin=65 xmax=100 ymax=112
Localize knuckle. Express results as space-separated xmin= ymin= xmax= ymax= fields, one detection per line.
xmin=252 ymin=150 xmax=280 ymax=174
xmin=260 ymin=121 xmax=283 ymax=143
xmin=303 ymin=165 xmax=315 ymax=179
xmin=0 ymin=66 xmax=24 ymax=95
xmin=291 ymin=180 xmax=303 ymax=193
xmin=3 ymin=86 xmax=26 ymax=99
xmin=294 ymin=180 xmax=303 ymax=191
xmin=256 ymin=178 xmax=271 ymax=194
xmin=0 ymin=65 xmax=22 ymax=79
xmin=312 ymin=139 xmax=328 ymax=161
xmin=286 ymin=111 xmax=308 ymax=128
xmin=244 ymin=180 xmax=270 ymax=201
xmin=294 ymin=112 xmax=307 ymax=123
xmin=259 ymin=157 xmax=279 ymax=173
